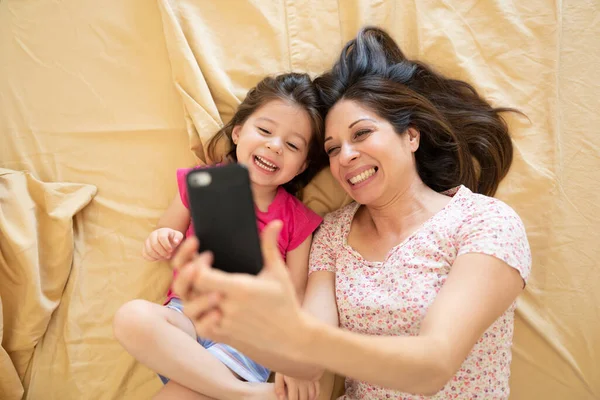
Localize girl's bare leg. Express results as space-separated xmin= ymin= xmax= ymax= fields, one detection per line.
xmin=113 ymin=299 xmax=277 ymax=400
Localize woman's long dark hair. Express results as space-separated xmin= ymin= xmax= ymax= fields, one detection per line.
xmin=315 ymin=26 xmax=523 ymax=196
xmin=206 ymin=73 xmax=328 ymax=195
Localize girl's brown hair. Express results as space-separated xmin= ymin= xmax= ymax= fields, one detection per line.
xmin=206 ymin=73 xmax=327 ymax=195
xmin=315 ymin=26 xmax=523 ymax=196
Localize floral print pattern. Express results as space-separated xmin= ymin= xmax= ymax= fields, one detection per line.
xmin=309 ymin=186 xmax=531 ymax=399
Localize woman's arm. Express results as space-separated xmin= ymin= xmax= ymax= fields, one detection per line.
xmin=297 ymin=253 xmax=524 ymax=395
xmin=235 ymin=271 xmax=340 ymax=380
xmin=272 ymin=270 xmax=339 ymax=380
xmin=175 ymin=216 xmax=528 ymax=395
xmin=172 ymin=223 xmax=340 ymax=380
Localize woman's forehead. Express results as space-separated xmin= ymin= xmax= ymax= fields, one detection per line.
xmin=326 ymin=100 xmax=380 ymax=129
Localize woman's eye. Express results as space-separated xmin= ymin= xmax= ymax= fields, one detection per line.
xmin=326 ymin=147 xmax=339 ymax=156
xmin=354 ymin=129 xmax=371 ymax=139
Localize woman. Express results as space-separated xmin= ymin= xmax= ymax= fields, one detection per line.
xmin=171 ymin=27 xmax=531 ymax=400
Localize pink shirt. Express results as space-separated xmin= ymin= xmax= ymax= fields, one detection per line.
xmin=309 ymin=186 xmax=532 ymax=400
xmin=166 ymin=166 xmax=322 ymax=302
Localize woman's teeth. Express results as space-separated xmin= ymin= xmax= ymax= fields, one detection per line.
xmin=254 ymin=155 xmax=278 ymax=172
xmin=349 ymin=167 xmax=377 ymax=185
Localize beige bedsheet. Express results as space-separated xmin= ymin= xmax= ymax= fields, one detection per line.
xmin=1 ymin=0 xmax=598 ymax=399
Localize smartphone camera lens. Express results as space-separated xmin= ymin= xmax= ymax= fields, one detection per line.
xmin=191 ymin=172 xmax=212 ymax=187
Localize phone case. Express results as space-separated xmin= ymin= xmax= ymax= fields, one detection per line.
xmin=186 ymin=164 xmax=263 ymax=275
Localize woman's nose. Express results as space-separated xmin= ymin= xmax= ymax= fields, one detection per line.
xmin=339 ymin=143 xmax=359 ymax=165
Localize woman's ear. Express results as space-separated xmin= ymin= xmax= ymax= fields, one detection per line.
xmin=406 ymin=127 xmax=420 ymax=152
xmin=232 ymin=126 xmax=241 ymax=144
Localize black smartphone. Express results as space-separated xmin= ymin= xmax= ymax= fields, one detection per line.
xmin=186 ymin=164 xmax=263 ymax=275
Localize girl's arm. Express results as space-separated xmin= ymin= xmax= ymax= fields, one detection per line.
xmin=142 ymin=194 xmax=190 ymax=260
xmin=285 ymin=235 xmax=312 ymax=303
xmin=156 ymin=193 xmax=190 ymax=235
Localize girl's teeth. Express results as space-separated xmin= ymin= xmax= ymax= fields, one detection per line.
xmin=255 ymin=156 xmax=277 ymax=171
xmin=349 ymin=168 xmax=376 ymax=184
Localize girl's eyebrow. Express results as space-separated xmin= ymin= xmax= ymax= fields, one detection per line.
xmin=256 ymin=117 xmax=307 ymax=145
xmin=255 ymin=117 xmax=277 ymax=125
xmin=291 ymin=132 xmax=308 ymax=145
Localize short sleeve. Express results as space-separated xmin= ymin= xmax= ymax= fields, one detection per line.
xmin=308 ymin=214 xmax=338 ymax=274
xmin=456 ymin=200 xmax=532 ymax=283
xmin=176 ymin=168 xmax=193 ymax=209
xmin=287 ymin=202 xmax=323 ymax=251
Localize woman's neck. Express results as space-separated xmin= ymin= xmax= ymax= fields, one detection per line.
xmin=362 ymin=179 xmax=448 ymax=237
xmin=251 ymin=184 xmax=279 ymax=213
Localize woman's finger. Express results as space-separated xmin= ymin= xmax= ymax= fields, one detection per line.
xmin=192 ymin=263 xmax=253 ymax=294
xmin=299 ymin=381 xmax=309 ymax=400
xmin=286 ymin=377 xmax=298 ymax=400
xmin=182 ymin=291 xmax=222 ymax=321
xmin=274 ymin=373 xmax=285 ymax=399
xmin=314 ymin=381 xmax=320 ymax=400
xmin=172 ymin=261 xmax=198 ymax=300
xmin=309 ymin=381 xmax=319 ymax=400
xmin=171 ymin=236 xmax=199 ymax=270
xmin=190 ymin=308 xmax=223 ymax=340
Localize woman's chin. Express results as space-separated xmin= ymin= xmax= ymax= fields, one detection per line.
xmin=346 ymin=188 xmax=379 ymax=206
xmin=342 ymin=179 xmax=379 ymax=204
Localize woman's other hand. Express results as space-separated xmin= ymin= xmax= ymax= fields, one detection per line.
xmin=275 ymin=372 xmax=320 ymax=400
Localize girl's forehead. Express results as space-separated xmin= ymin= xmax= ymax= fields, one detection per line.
xmin=253 ymin=99 xmax=308 ymax=117
xmin=250 ymin=99 xmax=314 ymax=138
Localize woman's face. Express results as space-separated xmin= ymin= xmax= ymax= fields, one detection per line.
xmin=324 ymin=99 xmax=420 ymax=206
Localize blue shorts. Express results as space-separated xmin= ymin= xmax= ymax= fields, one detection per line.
xmin=159 ymin=298 xmax=270 ymax=384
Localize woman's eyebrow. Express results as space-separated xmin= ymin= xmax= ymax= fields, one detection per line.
xmin=349 ymin=117 xmax=376 ymax=129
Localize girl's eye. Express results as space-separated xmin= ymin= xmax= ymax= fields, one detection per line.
xmin=258 ymin=127 xmax=271 ymax=135
xmin=287 ymin=142 xmax=299 ymax=150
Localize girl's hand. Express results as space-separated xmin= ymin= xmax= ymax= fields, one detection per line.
xmin=142 ymin=227 xmax=184 ymax=261
xmin=171 ymin=221 xmax=313 ymax=363
xmin=275 ymin=373 xmax=320 ymax=400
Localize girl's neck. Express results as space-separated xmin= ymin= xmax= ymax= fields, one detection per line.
xmin=251 ymin=183 xmax=279 ymax=213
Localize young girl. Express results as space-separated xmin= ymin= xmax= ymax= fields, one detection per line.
xmin=113 ymin=73 xmax=326 ymax=400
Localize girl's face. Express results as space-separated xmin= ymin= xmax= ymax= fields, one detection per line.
xmin=323 ymin=99 xmax=421 ymax=206
xmin=232 ymin=100 xmax=313 ymax=191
